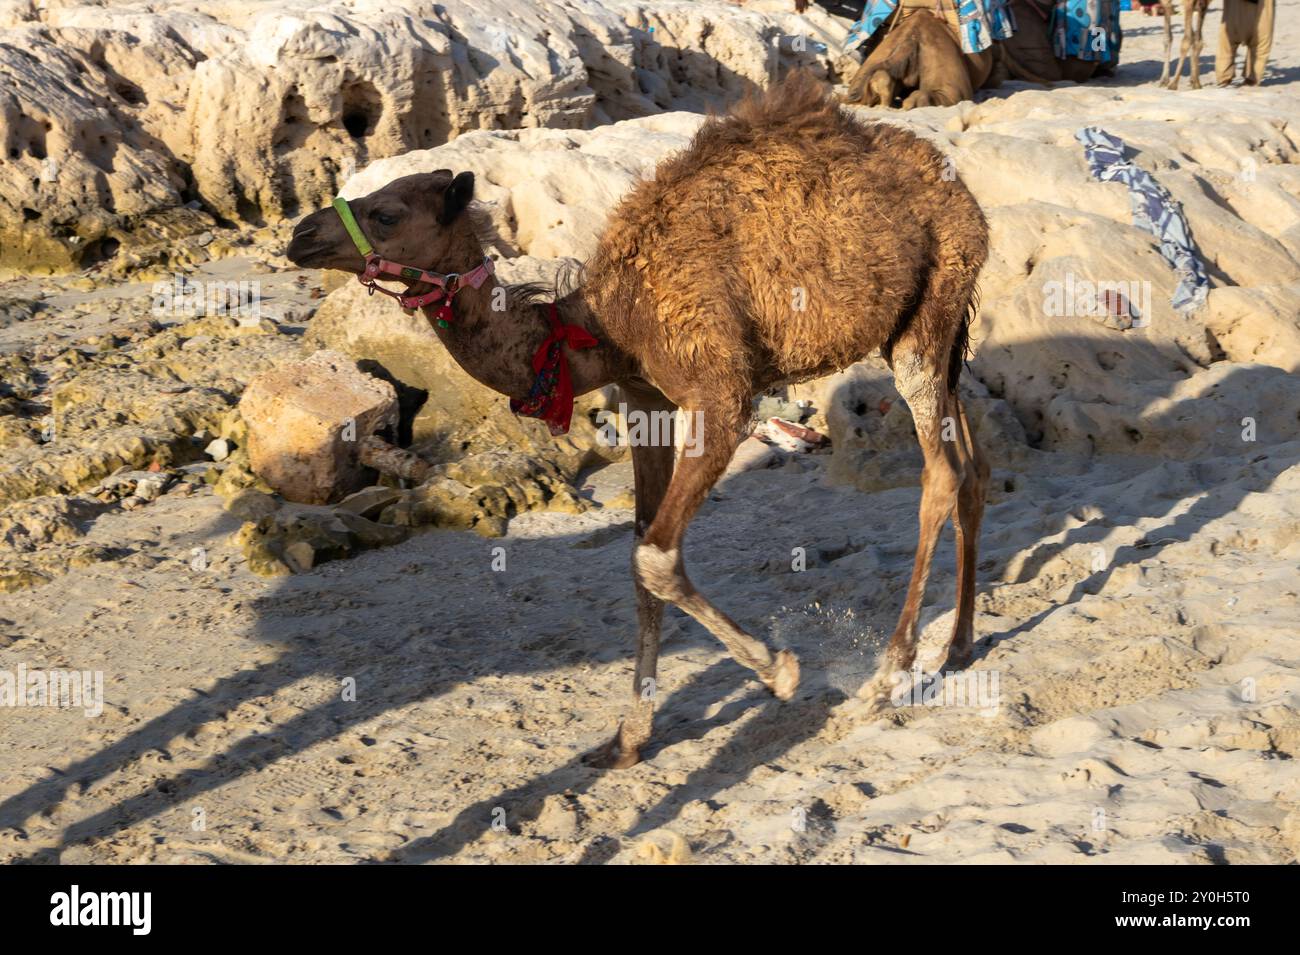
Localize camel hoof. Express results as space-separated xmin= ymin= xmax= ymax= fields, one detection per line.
xmin=582 ymin=732 xmax=642 ymax=770
xmin=853 ymin=672 xmax=897 ymax=713
xmin=763 ymin=649 xmax=800 ymax=701
xmin=937 ymin=642 xmax=974 ymax=673
xmin=827 ymin=677 xmax=895 ymax=735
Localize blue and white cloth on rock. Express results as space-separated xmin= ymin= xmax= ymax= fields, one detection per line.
xmin=1075 ymin=127 xmax=1209 ymax=313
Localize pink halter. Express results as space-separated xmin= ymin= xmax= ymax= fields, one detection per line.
xmin=332 ymin=195 xmax=494 ymax=325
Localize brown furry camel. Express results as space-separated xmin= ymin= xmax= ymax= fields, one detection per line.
xmin=846 ymin=11 xmax=993 ymax=109
xmin=286 ymin=73 xmax=990 ymax=768
xmin=1159 ymin=0 xmax=1210 ymax=89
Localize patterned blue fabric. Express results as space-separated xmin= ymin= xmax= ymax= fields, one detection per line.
xmin=1075 ymin=127 xmax=1209 ymax=313
xmin=1051 ymin=0 xmax=1121 ymax=62
xmin=956 ymin=0 xmax=1017 ymax=53
xmin=844 ymin=0 xmax=902 ymax=53
xmin=844 ymin=0 xmax=1016 ymax=56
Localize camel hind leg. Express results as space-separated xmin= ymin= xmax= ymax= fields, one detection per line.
xmin=943 ymin=397 xmax=988 ymax=670
xmin=1170 ymin=5 xmax=1196 ymax=89
xmin=1159 ymin=6 xmax=1174 ymax=86
xmin=855 ymin=262 xmax=983 ymax=712
xmin=872 ymin=348 xmax=965 ymax=682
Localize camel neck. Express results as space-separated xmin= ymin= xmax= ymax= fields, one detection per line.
xmin=424 ymin=273 xmax=621 ymax=401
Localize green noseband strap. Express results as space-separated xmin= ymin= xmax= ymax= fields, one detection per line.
xmin=332 ymin=196 xmax=374 ymax=257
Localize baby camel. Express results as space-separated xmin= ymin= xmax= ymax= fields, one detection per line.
xmin=286 ymin=72 xmax=990 ymax=768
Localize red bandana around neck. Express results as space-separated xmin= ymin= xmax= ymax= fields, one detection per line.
xmin=509 ymin=303 xmax=598 ymax=436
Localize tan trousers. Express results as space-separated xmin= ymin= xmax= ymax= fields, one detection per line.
xmin=1216 ymin=0 xmax=1276 ymax=85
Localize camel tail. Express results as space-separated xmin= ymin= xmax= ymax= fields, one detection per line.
xmin=949 ymin=285 xmax=978 ymax=393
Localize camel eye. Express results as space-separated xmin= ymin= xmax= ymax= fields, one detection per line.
xmin=373 ymin=210 xmax=400 ymax=226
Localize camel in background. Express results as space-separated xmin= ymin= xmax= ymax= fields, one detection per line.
xmin=843 ymin=0 xmax=1118 ymax=109
xmin=286 ymin=73 xmax=990 ymax=769
xmin=1158 ymin=0 xmax=1211 ymax=89
xmin=846 ymin=11 xmax=992 ymax=108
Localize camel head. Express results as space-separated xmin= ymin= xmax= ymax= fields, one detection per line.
xmin=285 ymin=169 xmax=476 ymax=275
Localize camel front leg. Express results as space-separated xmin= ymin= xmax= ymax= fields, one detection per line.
xmin=635 ymin=398 xmax=799 ymax=699
xmin=585 ymin=388 xmax=677 ymax=770
xmin=1159 ymin=8 xmax=1174 ymax=85
xmin=900 ymin=89 xmax=932 ymax=110
xmin=867 ymin=70 xmax=899 ymax=108
xmin=1190 ymin=9 xmax=1205 ymax=89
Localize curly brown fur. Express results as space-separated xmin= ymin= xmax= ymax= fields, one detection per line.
xmin=584 ymin=69 xmax=986 ymax=405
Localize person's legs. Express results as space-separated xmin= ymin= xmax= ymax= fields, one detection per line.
xmin=1244 ymin=0 xmax=1275 ymax=84
xmin=1216 ymin=0 xmax=1243 ymax=85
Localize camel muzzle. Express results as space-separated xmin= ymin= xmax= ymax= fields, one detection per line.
xmin=284 ymin=211 xmax=339 ymax=267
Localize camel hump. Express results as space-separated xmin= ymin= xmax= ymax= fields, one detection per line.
xmin=729 ymin=69 xmax=838 ymax=130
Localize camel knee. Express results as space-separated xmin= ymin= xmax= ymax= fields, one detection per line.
xmin=634 ymin=543 xmax=691 ymax=603
xmin=867 ymin=70 xmax=896 ymax=107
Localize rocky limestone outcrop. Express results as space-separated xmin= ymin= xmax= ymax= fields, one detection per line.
xmin=0 ymin=0 xmax=852 ymax=274
xmin=0 ymin=303 xmax=298 ymax=508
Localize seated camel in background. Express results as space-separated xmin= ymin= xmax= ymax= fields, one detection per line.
xmin=842 ymin=0 xmax=1115 ymax=109
xmin=994 ymin=0 xmax=1104 ymax=84
xmin=846 ymin=11 xmax=992 ymax=109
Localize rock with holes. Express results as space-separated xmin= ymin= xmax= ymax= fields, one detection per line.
xmin=0 ymin=0 xmax=851 ymax=275
xmin=0 ymin=12 xmax=211 ymax=274
xmin=239 ymin=349 xmax=398 ymax=505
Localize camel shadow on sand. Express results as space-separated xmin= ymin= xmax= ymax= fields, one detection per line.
xmin=1 ymin=348 xmax=1295 ymax=863
xmin=0 ymin=505 xmax=847 ymax=863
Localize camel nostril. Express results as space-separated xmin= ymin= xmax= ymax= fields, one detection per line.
xmin=292 ymin=220 xmax=317 ymax=239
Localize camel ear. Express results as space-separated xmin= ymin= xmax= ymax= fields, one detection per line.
xmin=439 ymin=171 xmax=474 ymax=225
